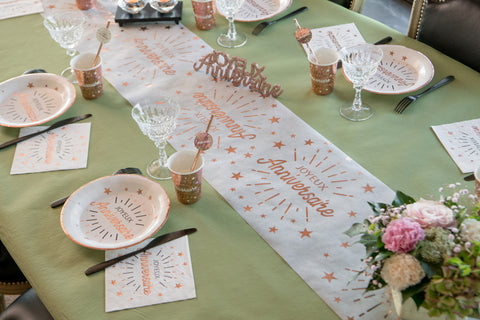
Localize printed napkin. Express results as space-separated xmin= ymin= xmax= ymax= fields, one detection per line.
xmin=105 ymin=236 xmax=196 ymax=312
xmin=431 ymin=118 xmax=480 ymax=173
xmin=10 ymin=123 xmax=91 ymax=175
xmin=301 ymin=22 xmax=366 ymax=53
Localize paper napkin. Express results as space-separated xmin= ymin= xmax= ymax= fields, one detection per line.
xmin=10 ymin=123 xmax=91 ymax=175
xmin=432 ymin=118 xmax=480 ymax=173
xmin=105 ymin=236 xmax=196 ymax=312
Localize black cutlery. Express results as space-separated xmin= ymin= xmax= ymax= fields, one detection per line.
xmin=464 ymin=174 xmax=475 ymax=181
xmin=394 ymin=76 xmax=455 ymax=113
xmin=0 ymin=114 xmax=92 ymax=150
xmin=252 ymin=6 xmax=308 ymax=35
xmin=84 ymin=228 xmax=197 ymax=276
xmin=50 ymin=167 xmax=142 ymax=208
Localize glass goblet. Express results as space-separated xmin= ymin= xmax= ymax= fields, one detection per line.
xmin=216 ymin=0 xmax=247 ymax=48
xmin=132 ymin=97 xmax=180 ymax=180
xmin=339 ymin=43 xmax=383 ymax=121
xmin=43 ymin=12 xmax=85 ymax=83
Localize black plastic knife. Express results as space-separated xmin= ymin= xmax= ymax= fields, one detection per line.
xmin=0 ymin=114 xmax=92 ymax=149
xmin=84 ymin=228 xmax=197 ymax=276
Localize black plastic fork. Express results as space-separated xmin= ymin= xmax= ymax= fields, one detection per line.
xmin=394 ymin=75 xmax=455 ymax=114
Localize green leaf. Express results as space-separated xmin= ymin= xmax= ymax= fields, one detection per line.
xmin=401 ymin=276 xmax=430 ymax=304
xmin=368 ymin=201 xmax=387 ymax=215
xmin=420 ymin=261 xmax=442 ymax=278
xmin=344 ymin=220 xmax=370 ymax=238
xmin=392 ymin=191 xmax=416 ymax=207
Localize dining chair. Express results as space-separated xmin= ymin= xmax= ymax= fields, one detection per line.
xmin=0 ymin=288 xmax=53 ymax=320
xmin=0 ymin=242 xmax=30 ymax=313
xmin=407 ymin=0 xmax=480 ymax=72
xmin=329 ymin=0 xmax=365 ymax=12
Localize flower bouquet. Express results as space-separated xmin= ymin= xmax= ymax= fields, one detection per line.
xmin=346 ymin=184 xmax=480 ymax=320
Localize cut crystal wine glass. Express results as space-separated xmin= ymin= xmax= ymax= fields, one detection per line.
xmin=339 ymin=43 xmax=383 ymax=121
xmin=43 ymin=12 xmax=85 ymax=83
xmin=216 ymin=0 xmax=247 ymax=48
xmin=132 ymin=97 xmax=180 ymax=180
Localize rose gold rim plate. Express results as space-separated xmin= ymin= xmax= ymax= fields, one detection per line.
xmin=343 ymin=45 xmax=435 ymax=95
xmin=61 ymin=174 xmax=170 ymax=250
xmin=0 ymin=73 xmax=76 ymax=127
xmin=217 ymin=0 xmax=292 ymax=22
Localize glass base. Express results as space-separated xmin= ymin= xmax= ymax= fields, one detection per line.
xmin=340 ymin=103 xmax=374 ymax=121
xmin=61 ymin=67 xmax=78 ymax=84
xmin=217 ymin=32 xmax=247 ymax=48
xmin=147 ymin=159 xmax=172 ymax=180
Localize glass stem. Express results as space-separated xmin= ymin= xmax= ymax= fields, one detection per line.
xmin=156 ymin=141 xmax=168 ymax=167
xmin=352 ymin=85 xmax=363 ymax=111
xmin=226 ymin=16 xmax=237 ymax=40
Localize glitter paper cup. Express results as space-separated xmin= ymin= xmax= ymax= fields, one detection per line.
xmin=75 ymin=0 xmax=96 ymax=10
xmin=191 ymin=0 xmax=216 ymax=31
xmin=167 ymin=150 xmax=204 ymax=205
xmin=71 ymin=53 xmax=103 ymax=100
xmin=308 ymin=47 xmax=339 ymax=95
xmin=475 ymin=166 xmax=480 ymax=199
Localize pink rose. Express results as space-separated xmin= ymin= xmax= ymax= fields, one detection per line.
xmin=403 ymin=199 xmax=454 ymax=228
xmin=382 ymin=218 xmax=425 ymax=253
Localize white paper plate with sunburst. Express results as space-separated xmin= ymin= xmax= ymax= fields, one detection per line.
xmin=0 ymin=73 xmax=76 ymax=127
xmin=359 ymin=45 xmax=434 ymax=95
xmin=218 ymin=0 xmax=292 ymax=22
xmin=61 ymin=174 xmax=170 ymax=250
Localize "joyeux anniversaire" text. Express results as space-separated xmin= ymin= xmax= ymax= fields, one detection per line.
xmin=257 ymin=158 xmax=334 ymax=217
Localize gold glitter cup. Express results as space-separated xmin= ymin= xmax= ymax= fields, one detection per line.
xmin=75 ymin=0 xmax=96 ymax=10
xmin=191 ymin=0 xmax=216 ymax=31
xmin=308 ymin=48 xmax=339 ymax=95
xmin=71 ymin=53 xmax=103 ymax=100
xmin=167 ymin=150 xmax=204 ymax=205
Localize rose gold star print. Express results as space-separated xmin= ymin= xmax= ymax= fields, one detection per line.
xmin=322 ymin=272 xmax=337 ymax=283
xmin=334 ymin=297 xmax=341 ymax=303
xmin=362 ymin=184 xmax=375 ymax=193
xmin=273 ymin=141 xmax=285 ymax=149
xmin=299 ymin=228 xmax=312 ymax=238
xmin=348 ymin=211 xmax=357 ymax=217
xmin=341 ymin=242 xmax=350 ymax=248
xmin=269 ymin=116 xmax=280 ymax=123
xmin=137 ymin=189 xmax=143 ymax=195
xmin=104 ymin=188 xmax=112 ymax=195
xmin=175 ymin=283 xmax=182 ymax=288
xmin=269 ymin=226 xmax=278 ymax=233
xmin=231 ymin=172 xmax=243 ymax=180
xmin=244 ymin=152 xmax=252 ymax=158
xmin=27 ymin=83 xmax=34 ymax=88
xmin=225 ymin=146 xmax=237 ymax=153
xmin=243 ymin=205 xmax=252 ymax=212
xmin=305 ymin=139 xmax=314 ymax=145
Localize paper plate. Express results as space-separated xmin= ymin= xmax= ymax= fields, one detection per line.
xmin=218 ymin=0 xmax=292 ymax=22
xmin=61 ymin=174 xmax=170 ymax=250
xmin=360 ymin=45 xmax=434 ymax=95
xmin=0 ymin=73 xmax=76 ymax=127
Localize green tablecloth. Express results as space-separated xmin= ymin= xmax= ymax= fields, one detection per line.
xmin=0 ymin=1 xmax=479 ymax=319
